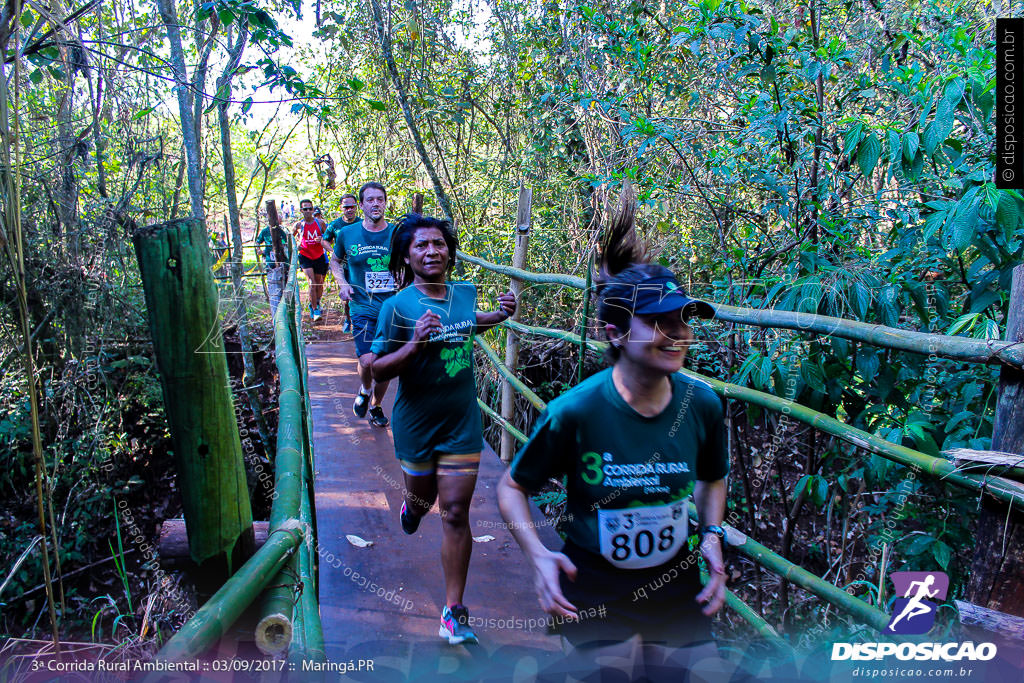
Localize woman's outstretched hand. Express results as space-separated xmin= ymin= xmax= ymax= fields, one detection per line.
xmin=497 ymin=290 xmax=517 ymax=318
xmin=696 ymin=535 xmax=727 ymax=616
xmin=531 ymin=548 xmax=579 ymax=618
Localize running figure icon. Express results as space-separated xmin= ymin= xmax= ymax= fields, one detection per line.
xmin=888 ymin=574 xmax=939 ymax=632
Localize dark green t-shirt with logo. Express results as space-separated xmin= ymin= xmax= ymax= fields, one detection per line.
xmin=510 ymin=368 xmax=729 ymax=568
xmin=255 ymin=226 xmax=274 ymax=261
xmin=371 ymin=282 xmax=483 ymax=462
xmin=333 ymin=221 xmax=396 ymax=318
xmin=324 ymin=217 xmax=358 ymax=244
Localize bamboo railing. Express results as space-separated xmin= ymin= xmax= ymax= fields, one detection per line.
xmin=458 ymin=251 xmax=1024 ymax=368
xmin=464 ymin=246 xmax=1023 ymax=637
xmin=159 ymin=238 xmax=324 ymax=662
xmin=499 ymin=319 xmax=1024 ymax=514
xmin=156 ymin=521 xmax=304 ymax=662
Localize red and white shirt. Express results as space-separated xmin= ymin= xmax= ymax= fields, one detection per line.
xmin=297 ymin=219 xmax=326 ymax=259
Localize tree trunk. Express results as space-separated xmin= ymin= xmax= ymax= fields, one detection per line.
xmin=500 ymin=186 xmax=531 ymax=463
xmin=965 ymin=265 xmax=1024 ymax=616
xmin=132 ymin=218 xmax=254 ymax=583
xmin=368 ymin=0 xmax=454 ymax=222
xmin=216 ymin=24 xmax=270 ymax=457
xmin=55 ymin=42 xmax=81 ymax=261
xmin=155 ymin=0 xmax=204 ymax=220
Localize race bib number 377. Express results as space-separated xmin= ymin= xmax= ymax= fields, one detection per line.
xmin=597 ymin=502 xmax=688 ymax=569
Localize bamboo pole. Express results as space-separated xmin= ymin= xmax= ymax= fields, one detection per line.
xmin=287 ymin=593 xmax=307 ymax=667
xmin=254 ymin=552 xmax=297 ymax=656
xmin=458 ymin=251 xmax=587 ymax=289
xmin=689 ymin=504 xmax=891 ymax=632
xmin=460 ymin=252 xmax=1024 ymax=368
xmin=500 ymin=186 xmax=532 ymax=463
xmin=578 ymin=254 xmax=592 ymax=384
xmin=157 ymin=521 xmax=304 ymax=662
xmin=477 ymin=398 xmax=529 ymax=444
xmin=699 ymin=568 xmax=793 ymax=655
xmin=500 ymin=319 xmax=1024 ymax=513
xmin=474 ymin=336 xmax=546 ymax=411
xmin=132 ymin=219 xmax=254 ymax=577
xmin=256 ymin=277 xmax=303 ymax=652
xmin=297 ymin=478 xmax=325 ymax=660
xmin=268 ymin=286 xmax=304 ymax=528
xmin=257 ymin=245 xmax=307 ymax=648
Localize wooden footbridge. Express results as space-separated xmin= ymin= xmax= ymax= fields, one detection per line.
xmin=129 ymin=215 xmax=1024 ymax=678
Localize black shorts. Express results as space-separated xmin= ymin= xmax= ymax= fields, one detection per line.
xmin=298 ymin=253 xmax=328 ymax=275
xmin=556 ymin=540 xmax=712 ymax=649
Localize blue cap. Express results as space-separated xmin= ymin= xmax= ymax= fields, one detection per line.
xmin=606 ymin=275 xmax=716 ymax=319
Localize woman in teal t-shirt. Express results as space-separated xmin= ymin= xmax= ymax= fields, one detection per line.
xmin=371 ymin=213 xmax=516 ymax=646
xmin=497 ymin=198 xmax=729 ymax=674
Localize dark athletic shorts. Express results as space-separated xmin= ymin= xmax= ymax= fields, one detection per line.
xmin=298 ymin=253 xmax=328 ymax=275
xmin=350 ymin=314 xmax=378 ymax=357
xmin=556 ymin=540 xmax=713 ymax=649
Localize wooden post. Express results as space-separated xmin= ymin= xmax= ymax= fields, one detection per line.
xmin=500 ymin=185 xmax=532 ymax=464
xmin=412 ymin=192 xmax=424 ymax=214
xmin=266 ymin=199 xmax=288 ymax=316
xmin=965 ymin=265 xmax=1024 ymax=615
xmin=266 ymin=200 xmax=288 ymax=268
xmin=579 ymin=255 xmax=593 ymax=383
xmin=132 ymin=219 xmax=255 ymax=586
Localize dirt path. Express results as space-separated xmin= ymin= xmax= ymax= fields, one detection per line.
xmin=306 ymin=339 xmax=564 ymax=680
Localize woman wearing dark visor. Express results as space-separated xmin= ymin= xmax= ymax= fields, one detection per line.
xmin=498 ymin=195 xmax=731 ymax=679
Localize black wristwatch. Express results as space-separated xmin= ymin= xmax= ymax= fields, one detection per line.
xmin=701 ymin=525 xmax=727 ymax=543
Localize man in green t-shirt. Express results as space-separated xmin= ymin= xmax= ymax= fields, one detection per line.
xmin=324 ymin=193 xmax=360 ymax=332
xmin=324 ymin=193 xmax=359 ymax=243
xmin=254 ymin=224 xmax=286 ymax=270
xmin=329 ymin=182 xmax=397 ymax=427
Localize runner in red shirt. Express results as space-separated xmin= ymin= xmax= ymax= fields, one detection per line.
xmin=292 ymin=198 xmax=330 ymax=321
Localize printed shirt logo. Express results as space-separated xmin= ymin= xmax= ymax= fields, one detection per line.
xmin=366 ymin=254 xmax=389 ymax=272
xmin=438 ymin=338 xmax=473 ymax=378
xmin=885 ymin=571 xmax=949 ymax=634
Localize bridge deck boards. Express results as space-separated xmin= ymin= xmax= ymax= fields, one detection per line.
xmin=306 ymin=339 xmax=562 ymax=678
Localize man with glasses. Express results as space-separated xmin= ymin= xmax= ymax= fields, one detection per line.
xmin=293 ymin=198 xmax=330 ymax=321
xmin=325 ymin=193 xmax=361 ymax=333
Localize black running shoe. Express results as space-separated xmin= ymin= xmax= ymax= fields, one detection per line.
xmin=353 ymin=391 xmax=369 ymax=418
xmin=400 ymin=501 xmax=421 ymax=535
xmin=368 ymin=405 xmax=389 ymax=428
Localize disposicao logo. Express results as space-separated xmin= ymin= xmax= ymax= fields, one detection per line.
xmin=831 ymin=570 xmax=997 ymax=662
xmin=886 ymin=571 xmax=948 ymax=634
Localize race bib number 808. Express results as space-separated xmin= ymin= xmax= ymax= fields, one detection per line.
xmin=597 ymin=502 xmax=688 ymax=569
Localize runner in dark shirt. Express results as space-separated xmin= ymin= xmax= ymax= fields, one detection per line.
xmin=371 ymin=213 xmax=516 ymax=646
xmin=498 ymin=194 xmax=728 ymax=676
xmin=329 ymin=183 xmax=397 ymax=427
xmin=324 ymin=193 xmax=360 ymax=333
